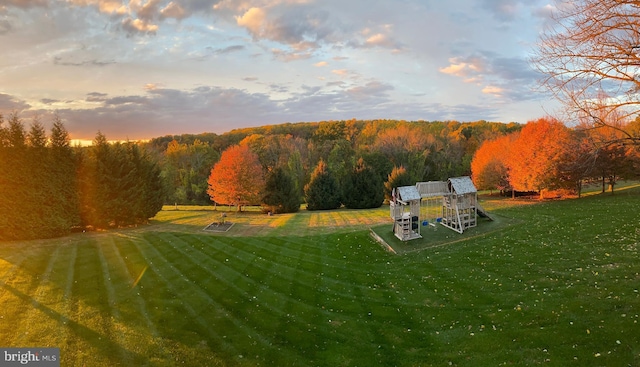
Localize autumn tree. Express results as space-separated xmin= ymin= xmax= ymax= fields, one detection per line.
xmin=207 ymin=144 xmax=265 ymax=211
xmin=532 ymin=0 xmax=640 ymax=145
xmin=565 ymin=107 xmax=640 ymax=194
xmin=555 ymin=129 xmax=598 ymax=197
xmin=304 ymin=159 xmax=341 ymax=210
xmin=373 ymin=122 xmax=430 ymax=181
xmin=507 ymin=117 xmax=573 ymax=195
xmin=384 ymin=165 xmax=413 ymax=201
xmin=471 ymin=134 xmax=514 ymax=194
xmin=313 ymin=120 xmax=347 ymax=143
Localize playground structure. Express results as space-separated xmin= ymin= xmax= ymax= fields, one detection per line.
xmin=391 ymin=176 xmax=490 ymax=241
xmin=389 ymin=186 xmax=422 ymax=241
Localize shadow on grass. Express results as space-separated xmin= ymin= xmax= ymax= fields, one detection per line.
xmin=370 ymin=213 xmax=522 ymax=255
xmin=0 ymin=281 xmax=145 ymax=365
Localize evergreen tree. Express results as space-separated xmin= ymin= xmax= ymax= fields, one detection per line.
xmin=304 ymin=159 xmax=341 ymax=210
xmin=50 ymin=114 xmax=71 ymax=149
xmin=80 ymin=131 xmax=111 ymax=227
xmin=262 ymin=167 xmax=300 ymax=214
xmin=79 ymin=134 xmax=163 ymax=228
xmin=343 ymin=158 xmax=384 ymax=209
xmin=0 ymin=114 xmax=32 ymax=239
xmin=326 ymin=140 xmax=354 ymax=203
xmin=0 ymin=114 xmax=79 ymax=239
xmin=7 ymin=112 xmax=26 ymax=149
xmin=48 ymin=119 xmax=81 ymax=232
xmin=127 ymin=143 xmax=164 ymax=221
xmin=27 ymin=117 xmax=47 ymax=148
xmin=105 ymin=143 xmax=139 ymax=226
xmin=81 ymin=133 xmax=136 ymax=227
xmin=287 ymin=149 xmax=305 ymax=200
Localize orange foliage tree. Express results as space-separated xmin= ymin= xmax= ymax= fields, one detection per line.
xmin=207 ymin=144 xmax=265 ymax=211
xmin=507 ymin=117 xmax=573 ymax=194
xmin=373 ymin=123 xmax=431 ymax=180
xmin=470 ymin=134 xmax=515 ymax=193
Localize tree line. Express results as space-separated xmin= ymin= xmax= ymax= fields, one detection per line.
xmin=0 ymin=113 xmax=163 ymax=241
xmin=471 ymin=117 xmax=640 ymax=197
xmin=147 ymin=119 xmax=521 ymax=210
xmin=3 ymin=110 xmax=637 ymax=239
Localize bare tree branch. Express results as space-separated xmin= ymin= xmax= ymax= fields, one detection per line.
xmin=532 ymin=0 xmax=640 ymax=145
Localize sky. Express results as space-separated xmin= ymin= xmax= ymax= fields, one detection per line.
xmin=0 ymin=0 xmax=559 ymax=141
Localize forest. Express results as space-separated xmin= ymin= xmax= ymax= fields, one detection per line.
xmin=147 ymin=116 xmax=640 ymax=211
xmin=2 ymin=113 xmax=639 ymax=240
xmin=146 ymin=119 xmax=522 ymax=209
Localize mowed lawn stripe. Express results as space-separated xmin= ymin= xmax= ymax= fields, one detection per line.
xmin=147 ymin=232 xmax=312 ymax=364
xmin=157 ymin=232 xmax=352 ymax=363
xmin=58 ymin=243 xmax=77 ymax=362
xmin=0 ymin=244 xmax=62 ymax=347
xmin=105 ymin=235 xmax=162 ymax=342
xmin=111 ymin=235 xmax=191 ymax=365
xmin=207 ymin=232 xmax=421 ymax=364
xmin=201 ymin=234 xmax=379 ymax=305
xmin=13 ymin=245 xmax=64 ymax=347
xmin=0 ymin=252 xmax=31 ymax=346
xmin=131 ymin=234 xmax=252 ymax=362
xmin=96 ymin=236 xmax=163 ymax=366
xmin=0 ymin=246 xmax=54 ymax=346
xmin=66 ymin=241 xmax=144 ymax=366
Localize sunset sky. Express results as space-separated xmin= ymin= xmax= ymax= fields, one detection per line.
xmin=0 ymin=0 xmax=558 ymax=140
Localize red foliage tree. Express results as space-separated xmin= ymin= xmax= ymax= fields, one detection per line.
xmin=471 ymin=134 xmax=515 ymax=193
xmin=207 ymin=144 xmax=265 ymax=211
xmin=507 ymin=117 xmax=572 ymax=195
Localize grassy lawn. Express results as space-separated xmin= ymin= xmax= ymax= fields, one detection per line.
xmin=1 ymin=188 xmax=640 ymax=366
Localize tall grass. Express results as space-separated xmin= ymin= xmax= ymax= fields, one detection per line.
xmin=1 ymin=188 xmax=639 ymax=366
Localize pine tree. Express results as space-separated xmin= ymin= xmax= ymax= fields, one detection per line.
xmin=262 ymin=167 xmax=300 ymax=214
xmin=27 ymin=117 xmax=48 ymax=148
xmin=304 ymin=159 xmax=341 ymax=210
xmin=127 ymin=143 xmax=164 ymax=221
xmin=47 ymin=119 xmax=81 ymax=233
xmin=7 ymin=112 xmax=26 ymax=149
xmin=287 ymin=149 xmax=305 ymax=200
xmin=343 ymin=158 xmax=384 ymax=209
xmin=0 ymin=114 xmax=32 ymax=239
xmin=50 ymin=114 xmax=71 ymax=149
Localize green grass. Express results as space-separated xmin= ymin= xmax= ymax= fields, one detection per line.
xmin=1 ymin=189 xmax=640 ymax=366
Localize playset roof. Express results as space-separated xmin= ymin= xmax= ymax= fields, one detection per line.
xmin=396 ymin=185 xmax=421 ymax=202
xmin=448 ymin=176 xmax=477 ymax=195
